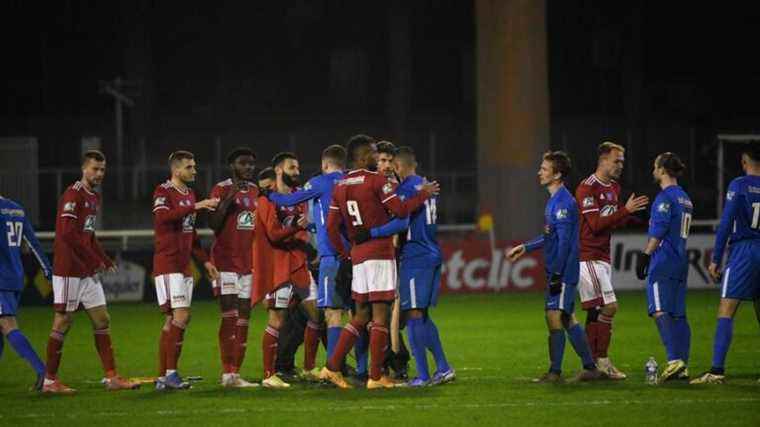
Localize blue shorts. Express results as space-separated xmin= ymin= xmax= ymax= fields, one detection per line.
xmin=721 ymin=240 xmax=760 ymax=301
xmin=545 ymin=282 xmax=576 ymax=314
xmin=317 ymin=256 xmax=346 ymax=309
xmin=399 ymin=264 xmax=441 ymax=311
xmin=0 ymin=290 xmax=21 ymax=317
xmin=647 ymin=275 xmax=687 ymax=317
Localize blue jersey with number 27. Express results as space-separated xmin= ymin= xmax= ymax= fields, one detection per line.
xmin=0 ymin=197 xmax=52 ymax=291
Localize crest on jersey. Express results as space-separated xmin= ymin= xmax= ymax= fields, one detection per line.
xmin=237 ymin=211 xmax=254 ymax=230
xmin=382 ymin=183 xmax=393 ymax=194
xmin=83 ymin=215 xmax=96 ymax=232
xmin=657 ymin=202 xmax=670 ymax=213
xmin=182 ymin=213 xmax=196 ymax=232
xmin=63 ymin=201 xmax=76 ymax=212
xmin=154 ymin=197 xmax=166 ymax=207
xmin=582 ymin=197 xmax=594 ymax=208
xmin=555 ymin=209 xmax=568 ymax=220
xmin=304 ymin=182 xmax=312 ymax=190
xmin=726 ymin=191 xmax=735 ymax=201
xmin=600 ymin=205 xmax=617 ymax=217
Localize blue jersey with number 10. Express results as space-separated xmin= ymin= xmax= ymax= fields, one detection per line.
xmin=0 ymin=197 xmax=52 ymax=291
xmin=648 ymin=185 xmax=693 ymax=280
xmin=397 ymin=175 xmax=441 ymax=267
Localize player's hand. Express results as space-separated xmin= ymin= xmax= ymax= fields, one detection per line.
xmin=624 ymin=193 xmax=649 ymax=213
xmin=354 ymin=226 xmax=371 ymax=244
xmin=196 ymin=198 xmax=220 ymax=211
xmin=204 ymin=262 xmax=220 ymax=282
xmin=549 ymin=273 xmax=563 ymax=295
xmin=296 ymin=215 xmax=309 ymax=229
xmin=505 ymin=245 xmax=526 ymax=262
xmin=421 ymin=180 xmax=440 ymax=196
xmin=106 ymin=264 xmax=118 ymax=273
xmin=708 ymin=262 xmax=722 ymax=284
xmin=636 ymin=253 xmax=650 ymax=280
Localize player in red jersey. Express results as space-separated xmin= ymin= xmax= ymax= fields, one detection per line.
xmin=152 ymin=150 xmax=220 ymax=390
xmin=43 ymin=150 xmax=139 ymax=393
xmin=208 ymin=147 xmax=258 ymax=388
xmin=575 ymin=142 xmax=648 ymax=379
xmin=320 ymin=134 xmax=439 ymax=389
xmin=252 ymin=152 xmax=321 ymax=388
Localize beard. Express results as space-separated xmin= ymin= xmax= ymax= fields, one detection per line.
xmin=282 ymin=173 xmax=301 ymax=188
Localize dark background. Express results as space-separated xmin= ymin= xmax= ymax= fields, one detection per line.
xmin=1 ymin=1 xmax=758 ymax=229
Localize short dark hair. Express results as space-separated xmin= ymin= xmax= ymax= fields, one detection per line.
xmin=258 ymin=167 xmax=276 ymax=182
xmin=655 ymin=152 xmax=686 ymax=178
xmin=741 ymin=143 xmax=760 ymax=162
xmin=376 ymin=141 xmax=397 ymax=157
xmin=395 ymin=146 xmax=416 ymax=165
xmin=322 ymin=145 xmax=346 ymax=167
xmin=346 ymin=134 xmax=376 ymax=163
xmin=598 ymin=141 xmax=625 ymax=158
xmin=168 ymin=150 xmax=194 ymax=168
xmin=82 ymin=150 xmax=106 ymax=165
xmin=227 ymin=147 xmax=256 ymax=165
xmin=543 ymin=150 xmax=572 ymax=180
xmin=271 ymin=152 xmax=297 ymax=168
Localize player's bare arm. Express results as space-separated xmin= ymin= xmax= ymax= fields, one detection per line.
xmin=505 ymin=244 xmax=526 ymax=262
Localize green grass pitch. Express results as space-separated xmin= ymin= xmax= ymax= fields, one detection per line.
xmin=1 ymin=291 xmax=758 ymax=426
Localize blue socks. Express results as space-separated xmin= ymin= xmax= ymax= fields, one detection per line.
xmin=407 ymin=318 xmax=431 ymax=380
xmin=355 ymin=329 xmax=369 ymax=376
xmin=6 ymin=330 xmax=45 ymax=376
xmin=672 ymin=317 xmax=691 ymax=364
xmin=549 ymin=329 xmax=565 ymax=373
xmin=422 ymin=317 xmax=450 ymax=373
xmin=566 ymin=324 xmax=595 ymax=369
xmin=712 ymin=317 xmax=733 ymax=373
xmin=655 ymin=314 xmax=677 ymax=362
xmin=326 ymin=326 xmax=342 ymax=360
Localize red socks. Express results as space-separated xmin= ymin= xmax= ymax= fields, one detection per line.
xmin=369 ymin=323 xmax=389 ymax=381
xmin=596 ymin=314 xmax=613 ymax=359
xmin=158 ymin=327 xmax=170 ymax=376
xmin=303 ymin=321 xmax=322 ymax=371
xmin=45 ymin=330 xmax=65 ymax=379
xmin=234 ymin=317 xmax=250 ymax=372
xmin=262 ymin=325 xmax=279 ymax=379
xmin=166 ymin=320 xmax=186 ymax=371
xmin=94 ymin=328 xmax=117 ymax=377
xmin=327 ymin=320 xmax=364 ymax=372
xmin=219 ymin=310 xmax=238 ymax=374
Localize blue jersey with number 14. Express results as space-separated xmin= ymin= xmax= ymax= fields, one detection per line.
xmin=397 ymin=175 xmax=441 ymax=267
xmin=0 ymin=197 xmax=52 ymax=291
xmin=648 ymin=185 xmax=693 ymax=280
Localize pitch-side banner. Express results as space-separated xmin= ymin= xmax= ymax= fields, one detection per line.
xmin=437 ymin=234 xmax=717 ymax=294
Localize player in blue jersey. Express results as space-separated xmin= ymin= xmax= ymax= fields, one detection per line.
xmin=506 ymin=151 xmax=605 ymax=383
xmin=371 ymin=146 xmax=453 ymax=387
xmin=691 ymin=144 xmax=760 ymax=384
xmin=0 ymin=195 xmax=52 ymax=390
xmin=268 ymin=145 xmax=352 ymax=379
xmin=635 ymin=153 xmax=693 ymax=382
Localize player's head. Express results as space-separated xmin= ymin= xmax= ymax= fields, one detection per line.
xmin=539 ymin=151 xmax=572 ymax=187
xmin=740 ymin=142 xmax=760 ymax=174
xmin=346 ymin=134 xmax=378 ymax=170
xmin=169 ymin=150 xmax=197 ymax=184
xmin=393 ymin=146 xmax=417 ymax=179
xmin=227 ymin=147 xmax=256 ymax=182
xmin=376 ymin=141 xmax=397 ymax=177
xmin=653 ymin=152 xmax=685 ymax=184
xmin=257 ymin=167 xmax=276 ymax=191
xmin=321 ymin=144 xmax=346 ymax=173
xmin=81 ymin=150 xmax=106 ymax=188
xmin=272 ymin=152 xmax=300 ymax=189
xmin=596 ymin=141 xmax=626 ymax=180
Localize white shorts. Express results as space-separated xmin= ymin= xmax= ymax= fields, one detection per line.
xmin=578 ymin=260 xmax=617 ymax=309
xmin=212 ymin=272 xmax=252 ymax=299
xmin=352 ymin=259 xmax=397 ymax=303
xmin=53 ymin=275 xmax=107 ymax=312
xmin=154 ymin=273 xmax=194 ymax=313
xmin=265 ymin=273 xmax=317 ymax=309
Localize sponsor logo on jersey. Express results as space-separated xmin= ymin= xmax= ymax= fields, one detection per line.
xmin=382 ymin=183 xmax=393 ymax=194
xmin=237 ymin=211 xmax=254 ymax=230
xmin=341 ymin=176 xmax=365 ymax=185
xmin=600 ymin=205 xmax=617 ymax=217
xmin=83 ymin=215 xmax=97 ymax=232
xmin=582 ymin=197 xmax=595 ymax=208
xmin=182 ymin=213 xmax=196 ymax=232
xmin=153 ymin=197 xmax=166 ymax=207
xmin=64 ymin=201 xmax=76 ymax=212
xmin=749 ymin=185 xmax=760 ymax=194
xmin=657 ymin=202 xmax=671 ymax=213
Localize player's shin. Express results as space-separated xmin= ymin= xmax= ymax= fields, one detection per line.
xmin=234 ymin=317 xmax=250 ymax=371
xmin=566 ymin=323 xmax=595 ymax=370
xmin=45 ymin=330 xmax=65 ymax=379
xmin=303 ymin=321 xmax=322 ymax=371
xmin=166 ymin=319 xmax=187 ymax=373
xmin=328 ymin=320 xmax=363 ymax=372
xmin=422 ymin=317 xmax=450 ymax=373
xmin=262 ymin=325 xmax=279 ymax=379
xmin=369 ymin=323 xmax=389 ymax=381
xmin=673 ymin=317 xmax=691 ymax=365
xmin=94 ymin=328 xmax=117 ymax=377
xmin=654 ymin=314 xmax=677 ymax=362
xmin=219 ymin=310 xmax=238 ymax=373
xmin=355 ymin=328 xmax=369 ymax=376
xmin=406 ymin=317 xmax=430 ymax=380
xmin=158 ymin=322 xmax=170 ymax=376
xmin=7 ymin=330 xmax=46 ymax=376
xmin=711 ymin=317 xmax=733 ymax=374
xmin=548 ymin=329 xmax=565 ymax=374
